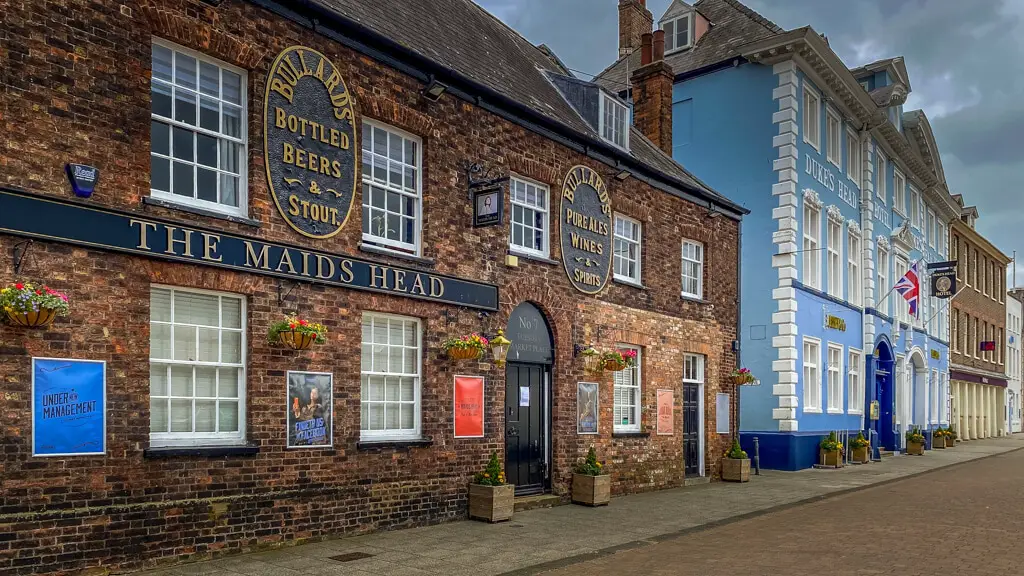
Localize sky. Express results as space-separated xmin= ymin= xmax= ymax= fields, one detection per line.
xmin=476 ymin=0 xmax=1024 ymax=285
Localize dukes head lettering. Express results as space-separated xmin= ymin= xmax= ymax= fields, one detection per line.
xmin=265 ymin=46 xmax=357 ymax=239
xmin=560 ymin=165 xmax=612 ymax=294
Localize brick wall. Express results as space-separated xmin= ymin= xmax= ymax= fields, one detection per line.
xmin=0 ymin=0 xmax=739 ymax=574
xmin=950 ymin=221 xmax=1009 ymax=372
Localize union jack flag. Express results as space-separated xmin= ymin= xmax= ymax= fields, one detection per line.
xmin=894 ymin=261 xmax=920 ymax=318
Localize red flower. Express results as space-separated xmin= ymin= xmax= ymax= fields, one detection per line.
xmin=289 ymin=323 xmax=297 ymax=329
xmin=311 ymin=333 xmax=317 ymax=339
xmin=299 ymin=319 xmax=308 ymax=326
xmin=15 ymin=283 xmax=23 ymax=290
xmin=36 ymin=290 xmax=42 ymax=295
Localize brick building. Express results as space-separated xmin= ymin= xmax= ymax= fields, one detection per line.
xmin=0 ymin=0 xmax=745 ymax=573
xmin=948 ymin=195 xmax=1010 ymax=440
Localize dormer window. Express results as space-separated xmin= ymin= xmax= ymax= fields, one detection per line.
xmin=600 ymin=92 xmax=629 ymax=151
xmin=662 ymin=13 xmax=692 ymax=53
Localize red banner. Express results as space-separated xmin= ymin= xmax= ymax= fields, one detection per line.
xmin=657 ymin=389 xmax=674 ymax=435
xmin=454 ymin=376 xmax=485 ymax=438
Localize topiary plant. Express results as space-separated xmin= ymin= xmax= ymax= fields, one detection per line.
xmin=574 ymin=446 xmax=605 ymax=476
xmin=725 ymin=437 xmax=747 ymax=459
xmin=473 ymin=451 xmax=506 ymax=486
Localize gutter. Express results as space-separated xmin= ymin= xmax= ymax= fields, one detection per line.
xmin=248 ymin=0 xmax=747 ymax=219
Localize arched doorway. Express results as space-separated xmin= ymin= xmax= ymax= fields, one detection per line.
xmin=874 ymin=337 xmax=896 ymax=450
xmin=504 ymin=302 xmax=554 ymax=495
xmin=907 ymin=349 xmax=928 ymax=437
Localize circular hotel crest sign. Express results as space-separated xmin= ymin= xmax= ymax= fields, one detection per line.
xmin=264 ymin=46 xmax=357 ymax=239
xmin=559 ymin=165 xmax=612 ymax=294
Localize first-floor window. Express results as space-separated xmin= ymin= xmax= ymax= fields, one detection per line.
xmin=848 ymin=349 xmax=862 ymax=414
xmin=827 ymin=344 xmax=843 ymax=413
xmin=362 ymin=121 xmax=422 ymax=253
xmin=681 ymin=240 xmax=704 ymax=299
xmin=803 ymin=337 xmax=821 ymax=412
xmin=803 ymin=203 xmax=821 ymax=289
xmin=613 ymin=214 xmax=642 ymax=284
xmin=613 ymin=345 xmax=642 ymax=432
xmin=877 ymin=245 xmax=889 ymax=316
xmin=683 ymin=353 xmax=704 ymax=385
xmin=847 ymin=229 xmax=861 ymax=306
xmin=509 ymin=176 xmax=550 ymax=257
xmin=827 ymin=217 xmax=842 ymax=298
xmin=149 ymin=286 xmax=246 ymax=446
xmin=360 ymin=313 xmax=421 ymax=440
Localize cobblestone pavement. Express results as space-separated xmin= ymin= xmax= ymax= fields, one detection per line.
xmin=543 ymin=439 xmax=1024 ymax=576
xmin=138 ymin=436 xmax=1024 ymax=576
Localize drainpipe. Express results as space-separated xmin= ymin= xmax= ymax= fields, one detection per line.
xmin=735 ymin=216 xmax=743 ymax=440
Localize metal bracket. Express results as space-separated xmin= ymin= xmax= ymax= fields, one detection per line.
xmin=462 ymin=161 xmax=509 ymax=200
xmin=12 ymin=240 xmax=33 ymax=275
xmin=443 ymin=309 xmax=459 ymax=326
xmin=277 ymin=280 xmax=299 ymax=308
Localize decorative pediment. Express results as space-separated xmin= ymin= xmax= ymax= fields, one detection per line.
xmin=803 ymin=188 xmax=823 ymax=209
xmin=891 ymin=220 xmax=914 ymax=251
xmin=876 ymin=234 xmax=891 ymax=251
xmin=847 ymin=219 xmax=862 ymax=235
xmin=826 ymin=204 xmax=844 ymax=223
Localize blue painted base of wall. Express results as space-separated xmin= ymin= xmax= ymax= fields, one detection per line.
xmin=740 ymin=430 xmax=860 ymax=471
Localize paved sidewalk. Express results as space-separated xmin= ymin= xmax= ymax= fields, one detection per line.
xmin=141 ymin=435 xmax=1024 ymax=576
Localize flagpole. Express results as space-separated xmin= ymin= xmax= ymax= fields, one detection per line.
xmin=880 ymin=257 xmax=925 ymax=316
xmin=925 ymin=284 xmax=966 ymax=327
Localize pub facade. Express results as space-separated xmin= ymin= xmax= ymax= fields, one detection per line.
xmin=0 ymin=0 xmax=744 ymax=573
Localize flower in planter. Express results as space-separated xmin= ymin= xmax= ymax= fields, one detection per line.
xmin=574 ymin=446 xmax=606 ymax=476
xmin=850 ymin=432 xmax=870 ymax=449
xmin=601 ymin=349 xmax=637 ymax=371
xmin=905 ymin=427 xmax=925 ymax=444
xmin=1 ymin=282 xmax=70 ymax=326
xmin=819 ymin=431 xmax=843 ymax=453
xmin=442 ymin=333 xmax=489 ymax=360
xmin=724 ymin=437 xmax=747 ymax=459
xmin=267 ymin=314 xmax=328 ymax=345
xmin=730 ymin=367 xmax=756 ymax=384
xmin=473 ymin=451 xmax=506 ymax=485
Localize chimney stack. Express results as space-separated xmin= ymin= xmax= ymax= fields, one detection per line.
xmin=631 ymin=30 xmax=674 ymax=155
xmin=618 ymin=0 xmax=654 ymax=58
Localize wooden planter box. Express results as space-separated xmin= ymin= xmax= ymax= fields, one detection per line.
xmin=572 ymin=474 xmax=610 ymax=506
xmin=946 ymin=437 xmax=956 ymax=448
xmin=907 ymin=441 xmax=924 ymax=455
xmin=468 ymin=484 xmax=514 ymax=523
xmin=932 ymin=437 xmax=946 ymax=449
xmin=851 ymin=446 xmax=870 ymax=463
xmin=820 ymin=449 xmax=842 ymax=467
xmin=721 ymin=458 xmax=750 ymax=482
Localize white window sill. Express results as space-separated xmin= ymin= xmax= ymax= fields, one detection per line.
xmin=827 ymin=158 xmax=841 ymax=169
xmin=509 ymin=249 xmax=558 ymax=265
xmin=803 ymin=407 xmax=822 ymax=414
xmin=848 ymin=410 xmax=864 ymax=416
xmin=613 ymin=276 xmax=644 ymax=289
xmin=827 ymin=408 xmax=844 ymax=415
xmin=361 ymin=235 xmax=420 ymax=257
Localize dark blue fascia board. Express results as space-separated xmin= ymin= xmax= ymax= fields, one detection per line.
xmin=791 ymin=280 xmax=864 ymax=314
xmin=864 ymin=308 xmax=949 ymax=348
xmin=247 ymin=0 xmax=747 ymax=220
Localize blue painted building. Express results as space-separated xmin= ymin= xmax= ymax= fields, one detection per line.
xmin=599 ymin=0 xmax=961 ymax=469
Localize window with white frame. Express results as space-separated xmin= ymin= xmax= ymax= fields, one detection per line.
xmin=876 ymin=152 xmax=887 ymax=205
xmin=150 ymin=287 xmax=245 ymax=446
xmin=910 ymin=186 xmax=921 ymax=230
xmin=930 ymin=369 xmax=939 ymax=423
xmin=600 ymin=92 xmax=629 ymax=150
xmin=151 ymin=41 xmax=246 ymax=216
xmin=662 ymin=13 xmax=692 ymax=53
xmin=509 ymin=176 xmax=549 ymax=257
xmin=827 ymin=216 xmax=842 ymax=298
xmin=681 ymin=240 xmax=704 ymax=299
xmin=927 ymin=209 xmax=936 ymax=247
xmin=895 ymin=255 xmax=909 ymax=324
xmin=877 ymin=245 xmax=889 ymax=316
xmin=802 ymin=86 xmax=821 ymax=151
xmin=683 ymin=353 xmax=704 ymax=385
xmin=803 ymin=337 xmax=821 ymax=412
xmin=613 ymin=345 xmax=642 ymax=432
xmin=361 ymin=121 xmax=421 ymax=253
xmin=847 ymin=229 xmax=861 ymax=306
xmin=803 ymin=202 xmax=821 ymax=289
xmin=846 ymin=128 xmax=860 ymax=181
xmin=613 ymin=214 xmax=642 ymax=284
xmin=826 ymin=108 xmax=842 ymax=167
xmin=848 ymin=348 xmax=863 ymax=414
xmin=827 ymin=343 xmax=843 ymax=413
xmin=951 ymin=310 xmax=958 ymax=352
xmin=893 ymin=169 xmax=905 ymax=215
xmin=360 ymin=313 xmax=421 ymax=440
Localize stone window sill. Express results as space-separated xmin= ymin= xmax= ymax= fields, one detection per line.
xmin=613 ymin=277 xmax=646 ymax=289
xmin=143 ymin=443 xmax=260 ymax=459
xmin=612 ymin=431 xmax=651 ymax=439
xmin=356 ymin=438 xmax=434 ymax=451
xmin=142 ymin=196 xmax=261 ymax=227
xmin=509 ymin=250 xmax=559 ymax=266
xmin=681 ymin=294 xmax=711 ymax=304
xmin=358 ymin=242 xmax=436 ymax=267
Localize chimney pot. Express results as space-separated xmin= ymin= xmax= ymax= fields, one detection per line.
xmin=640 ymin=33 xmax=653 ymax=66
xmin=652 ymin=29 xmax=665 ymax=61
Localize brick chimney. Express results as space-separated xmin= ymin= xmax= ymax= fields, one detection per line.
xmin=631 ymin=30 xmax=674 ymax=155
xmin=618 ymin=0 xmax=653 ymax=58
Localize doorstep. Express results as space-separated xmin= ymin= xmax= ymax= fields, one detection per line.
xmin=514 ymin=493 xmax=563 ymax=512
xmin=684 ymin=476 xmax=711 ymax=487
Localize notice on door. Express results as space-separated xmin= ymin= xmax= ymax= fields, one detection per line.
xmin=519 ymin=386 xmax=530 ymax=407
xmin=656 ymin=389 xmax=674 ymax=435
xmin=454 ymin=376 xmax=485 ymax=438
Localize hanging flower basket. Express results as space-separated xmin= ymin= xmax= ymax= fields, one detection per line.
xmin=1 ymin=282 xmax=69 ymax=328
xmin=601 ymin=349 xmax=637 ymax=372
xmin=730 ymin=368 xmax=756 ymax=385
xmin=267 ymin=315 xmax=328 ymax=350
xmin=442 ymin=333 xmax=488 ymax=362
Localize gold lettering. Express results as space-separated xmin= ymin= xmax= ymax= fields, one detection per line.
xmin=270 ymin=78 xmax=294 ymax=103
xmin=201 ymin=233 xmax=222 ymax=262
xmin=296 ymin=50 xmax=312 ymax=76
xmin=339 ymin=259 xmax=354 ymax=283
xmin=299 ymin=116 xmax=310 ymax=136
xmin=330 ymin=207 xmax=339 ymax=226
xmin=330 ymin=128 xmax=340 ymax=148
xmin=295 ymin=148 xmax=306 ymax=169
xmin=309 ymin=203 xmax=319 ymax=222
xmin=330 ymin=89 xmax=350 ymax=110
xmin=300 ymin=199 xmax=310 ymax=219
xmin=316 ymin=254 xmax=335 ymax=280
xmin=323 ymin=68 xmax=341 ymax=94
xmin=314 ymin=56 xmax=327 ymax=82
xmin=287 ymin=114 xmax=298 ymax=133
xmin=130 ymin=219 xmax=157 ymax=250
xmin=429 ymin=277 xmax=445 ymax=298
xmin=334 ymin=106 xmax=353 ymax=121
xmin=410 ymin=274 xmax=426 ymax=295
xmin=562 ymin=185 xmax=574 ymax=202
xmin=369 ymin=265 xmax=387 ymax=288
xmin=307 ymin=152 xmax=319 ymax=173
xmin=288 ymin=194 xmax=300 ymax=215
xmin=331 ymin=160 xmax=342 ymax=178
xmin=338 ymin=132 xmax=350 ymax=150
xmin=319 ymin=156 xmax=331 ymax=176
xmin=283 ymin=142 xmax=295 ymax=164
xmin=276 ymin=249 xmax=297 ymax=274
xmin=299 ymin=251 xmax=313 ymax=277
xmin=393 ymin=270 xmax=408 ymax=292
xmin=278 ymin=55 xmax=302 ymax=86
xmin=275 ymin=107 xmax=287 ymax=128
xmin=245 ymin=241 xmax=272 ymax=270
xmin=164 ymin=226 xmax=193 ymax=257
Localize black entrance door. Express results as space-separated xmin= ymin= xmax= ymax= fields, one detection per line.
xmin=683 ymin=382 xmax=700 ymax=476
xmin=505 ymin=362 xmax=548 ymax=495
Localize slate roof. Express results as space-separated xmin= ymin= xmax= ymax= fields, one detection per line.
xmin=594 ymin=0 xmax=783 ymax=92
xmin=307 ymin=0 xmax=742 ymax=211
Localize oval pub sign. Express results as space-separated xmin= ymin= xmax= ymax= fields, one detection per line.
xmin=264 ymin=46 xmax=357 ymax=239
xmin=560 ymin=165 xmax=612 ymax=293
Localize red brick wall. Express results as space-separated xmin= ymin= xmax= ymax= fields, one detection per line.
xmin=0 ymin=1 xmax=739 ymax=573
xmin=950 ymin=222 xmax=1009 ymax=372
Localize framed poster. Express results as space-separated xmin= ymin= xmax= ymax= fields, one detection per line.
xmin=656 ymin=389 xmax=674 ymax=435
xmin=454 ymin=376 xmax=485 ymax=438
xmin=32 ymin=358 xmax=106 ymax=457
xmin=472 ymin=187 xmax=504 ymax=227
xmin=577 ymin=382 xmax=599 ymax=435
xmin=287 ymin=371 xmax=333 ymax=448
xmin=716 ymin=393 xmax=731 ymax=434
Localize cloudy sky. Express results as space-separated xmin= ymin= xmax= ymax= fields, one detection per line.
xmin=477 ymin=0 xmax=1024 ymax=284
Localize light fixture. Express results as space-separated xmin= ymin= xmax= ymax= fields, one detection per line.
xmin=615 ymin=169 xmax=632 ymax=181
xmin=706 ymin=206 xmax=721 ymax=219
xmin=422 ymin=75 xmax=448 ymax=101
xmin=490 ymin=330 xmax=511 ymax=367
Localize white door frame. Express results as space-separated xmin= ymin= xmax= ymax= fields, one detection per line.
xmin=698 ymin=382 xmax=705 ymax=476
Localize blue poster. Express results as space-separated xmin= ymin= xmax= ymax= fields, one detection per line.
xmin=33 ymin=358 xmax=106 ymax=456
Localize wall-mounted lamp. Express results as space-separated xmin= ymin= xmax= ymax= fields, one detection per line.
xmin=706 ymin=206 xmax=722 ymax=219
xmin=615 ymin=169 xmax=632 ymax=181
xmin=490 ymin=330 xmax=512 ymax=367
xmin=422 ymin=75 xmax=448 ymax=101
